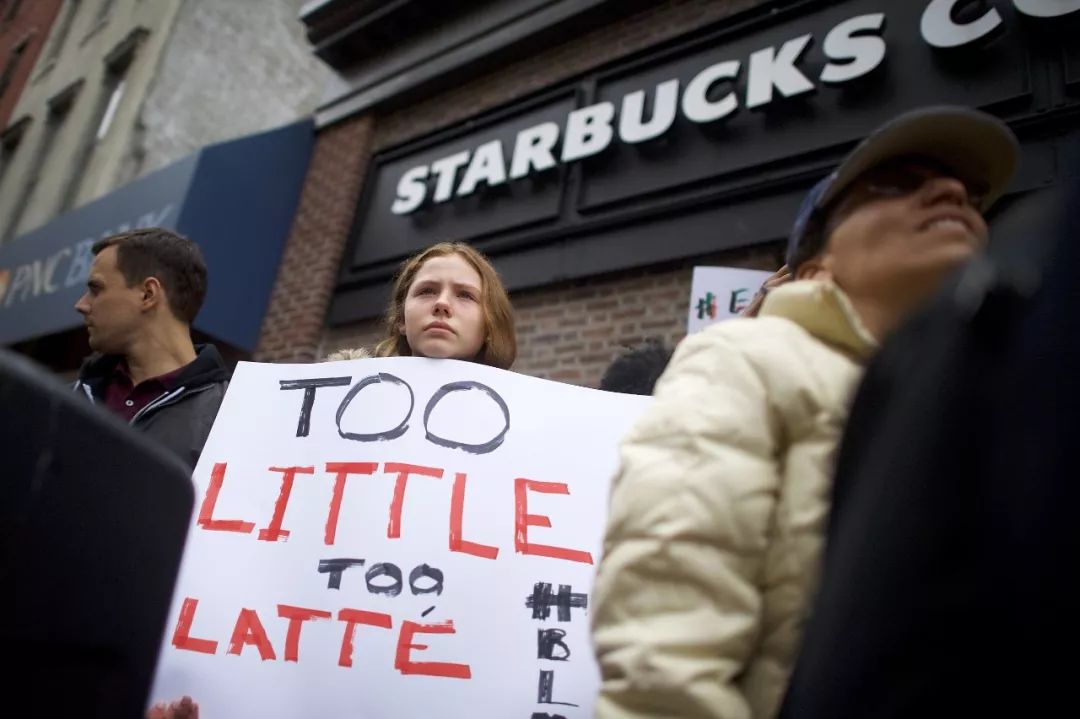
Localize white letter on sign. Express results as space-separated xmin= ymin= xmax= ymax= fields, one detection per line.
xmin=746 ymin=34 xmax=815 ymax=109
xmin=681 ymin=60 xmax=741 ymax=123
xmin=619 ymin=79 xmax=679 ymax=144
xmin=457 ymin=140 xmax=508 ymax=197
xmin=43 ymin=248 xmax=73 ymax=293
xmin=391 ymin=166 xmax=429 ymax=215
xmin=510 ymin=122 xmax=560 ymax=180
xmin=5 ymin=265 xmax=31 ymax=306
xmin=561 ymin=102 xmax=616 ymax=162
xmin=820 ymin=14 xmax=887 ymax=85
xmin=430 ymin=151 xmax=472 ymax=203
xmin=1013 ymin=0 xmax=1080 ymax=18
xmin=920 ymin=0 xmax=1002 ymax=48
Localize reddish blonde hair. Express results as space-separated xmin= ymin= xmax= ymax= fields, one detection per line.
xmin=374 ymin=242 xmax=517 ymax=369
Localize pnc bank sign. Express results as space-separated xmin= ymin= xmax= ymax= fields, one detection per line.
xmin=389 ymin=0 xmax=1079 ymax=216
xmin=0 ymin=205 xmax=174 ymax=312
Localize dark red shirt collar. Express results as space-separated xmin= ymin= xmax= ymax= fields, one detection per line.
xmin=102 ymin=360 xmax=187 ymax=422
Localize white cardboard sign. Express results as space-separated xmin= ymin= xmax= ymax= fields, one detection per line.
xmin=686 ymin=266 xmax=773 ymax=333
xmin=149 ymin=357 xmax=651 ymax=718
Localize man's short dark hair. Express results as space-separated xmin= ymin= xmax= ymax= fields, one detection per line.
xmin=600 ymin=338 xmax=674 ymax=396
xmin=92 ymin=228 xmax=207 ymax=324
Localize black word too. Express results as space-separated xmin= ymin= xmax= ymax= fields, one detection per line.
xmin=317 ymin=558 xmax=445 ymax=598
xmin=279 ymin=373 xmax=510 ymax=455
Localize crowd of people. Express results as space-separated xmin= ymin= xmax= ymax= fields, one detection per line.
xmin=66 ymin=104 xmax=1072 ymax=718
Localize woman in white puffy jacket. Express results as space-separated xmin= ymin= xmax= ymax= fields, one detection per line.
xmin=591 ymin=106 xmax=1019 ymax=719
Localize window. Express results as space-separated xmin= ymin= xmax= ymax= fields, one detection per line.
xmin=79 ymin=0 xmax=112 ymax=44
xmin=43 ymin=1 xmax=81 ymax=66
xmin=94 ymin=77 xmax=124 ymax=140
xmin=0 ymin=38 xmax=28 ymax=98
xmin=0 ymin=127 xmax=20 ymax=178
xmin=2 ymin=0 xmax=23 ymax=25
xmin=1 ymin=81 xmax=80 ymax=244
xmin=94 ymin=0 xmax=114 ymax=24
xmin=0 ymin=116 xmax=30 ymax=243
xmin=58 ymin=36 xmax=137 ymax=212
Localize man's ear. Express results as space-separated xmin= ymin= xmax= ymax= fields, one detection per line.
xmin=141 ymin=277 xmax=164 ymax=311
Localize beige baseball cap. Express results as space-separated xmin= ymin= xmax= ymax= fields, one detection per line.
xmin=818 ymin=105 xmax=1020 ymax=213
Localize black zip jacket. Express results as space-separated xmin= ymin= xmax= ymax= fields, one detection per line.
xmin=73 ymin=344 xmax=229 ymax=469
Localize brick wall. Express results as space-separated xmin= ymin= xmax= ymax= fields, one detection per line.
xmin=323 ymin=243 xmax=783 ymax=388
xmin=511 ymin=266 xmax=697 ymax=387
xmin=254 ymin=114 xmax=375 ymax=362
xmin=256 ymin=0 xmax=774 ymax=369
xmin=321 ymin=314 xmax=383 ymax=361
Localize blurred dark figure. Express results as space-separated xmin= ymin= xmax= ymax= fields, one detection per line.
xmin=779 ymin=156 xmax=1079 ymax=717
xmin=1 ymin=349 xmax=194 ymax=719
xmin=599 ymin=338 xmax=673 ymax=395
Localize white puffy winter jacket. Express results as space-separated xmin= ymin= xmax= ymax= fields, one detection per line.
xmin=592 ymin=280 xmax=878 ymax=719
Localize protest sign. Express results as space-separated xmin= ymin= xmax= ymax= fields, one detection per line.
xmin=149 ymin=356 xmax=651 ymax=718
xmin=687 ymin=266 xmax=773 ymax=333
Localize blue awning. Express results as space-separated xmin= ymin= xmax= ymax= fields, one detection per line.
xmin=0 ymin=118 xmax=313 ymax=351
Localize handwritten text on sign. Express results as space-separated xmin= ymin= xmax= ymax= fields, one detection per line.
xmin=687 ymin=265 xmax=773 ymax=333
xmin=150 ymin=357 xmax=651 ymax=718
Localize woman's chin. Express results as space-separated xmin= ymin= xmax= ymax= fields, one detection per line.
xmin=413 ymin=341 xmax=458 ymax=360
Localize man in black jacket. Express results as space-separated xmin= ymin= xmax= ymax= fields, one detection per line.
xmin=73 ymin=227 xmax=228 ymax=469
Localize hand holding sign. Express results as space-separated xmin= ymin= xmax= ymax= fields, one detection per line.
xmin=147 ymin=696 xmax=199 ymax=719
xmin=740 ymin=265 xmax=792 ymax=318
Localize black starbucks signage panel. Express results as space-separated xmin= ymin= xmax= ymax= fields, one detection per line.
xmin=335 ymin=0 xmax=1080 ymax=315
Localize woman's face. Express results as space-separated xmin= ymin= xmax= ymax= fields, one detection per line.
xmin=804 ymin=159 xmax=989 ymax=303
xmin=400 ymin=253 xmax=486 ymax=361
